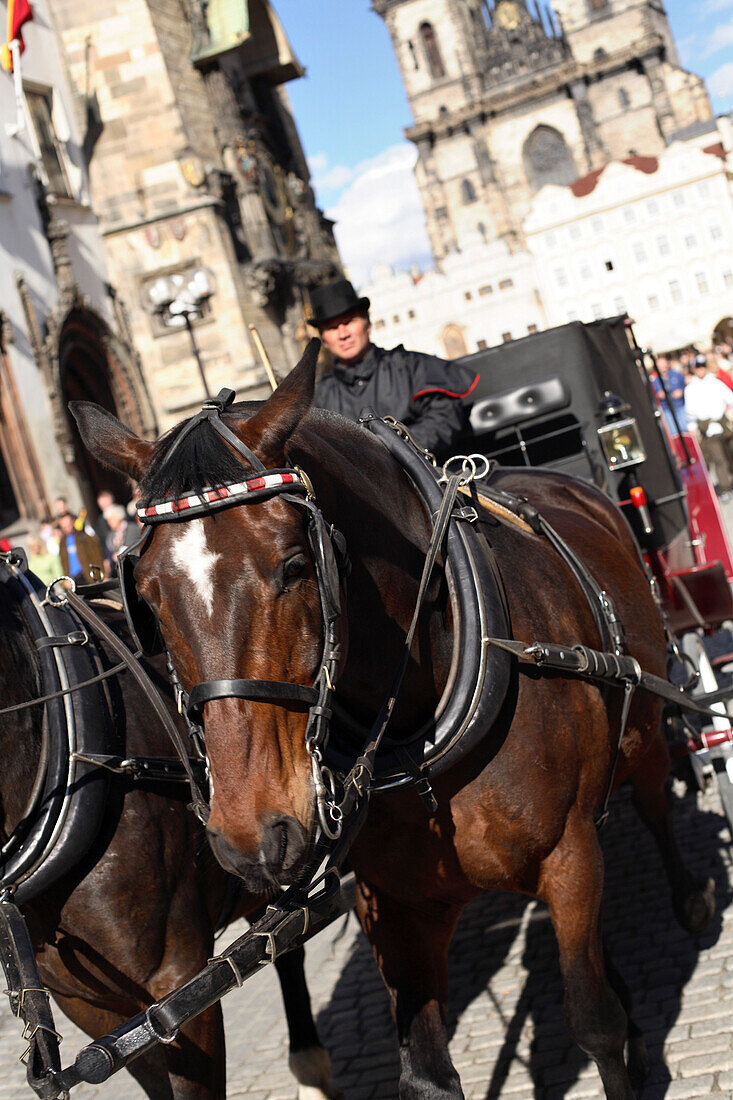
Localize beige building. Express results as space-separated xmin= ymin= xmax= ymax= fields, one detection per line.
xmin=524 ymin=120 xmax=733 ymax=353
xmin=50 ymin=0 xmax=340 ymax=427
xmin=373 ymin=0 xmax=711 ymax=263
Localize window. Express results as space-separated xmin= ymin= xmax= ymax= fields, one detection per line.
xmin=623 ymin=206 xmax=636 ymax=224
xmin=696 ymin=271 xmax=709 ymax=294
xmin=591 ymin=303 xmax=603 ymax=319
xmin=461 ymin=178 xmax=477 ymax=205
xmin=498 ymin=277 xmax=514 ymax=290
xmin=407 ymin=309 xmax=416 ymax=319
xmin=374 ymin=319 xmax=386 ymax=330
xmin=569 ymin=224 xmax=582 ymax=240
xmin=673 ymin=191 xmax=685 ymax=207
xmin=580 ymin=264 xmax=592 ymax=280
xmin=408 ymin=41 xmax=419 ymax=70
xmin=26 ymin=88 xmax=72 ymax=198
xmin=589 ymin=0 xmax=609 ymax=11
xmin=527 ymin=323 xmax=538 ymax=334
xmin=501 ymin=332 xmax=512 ymax=343
xmin=604 ymin=260 xmax=614 ymax=271
xmin=710 ymin=225 xmax=723 ymax=241
xmin=633 ymin=241 xmax=647 ymax=263
xmin=392 ymin=314 xmax=400 ymax=324
xmin=647 ymin=295 xmax=660 ymax=311
xmin=685 ymin=233 xmax=697 ymax=249
xmin=669 ymin=280 xmax=682 ymax=302
xmin=523 ymin=125 xmax=577 ymax=192
xmin=544 ymin=231 xmax=558 ymax=249
xmin=477 ymin=339 xmax=487 ymax=350
xmin=697 ymin=181 xmax=710 ymax=198
xmin=724 ymin=270 xmax=733 ymax=287
xmin=478 ymin=284 xmax=493 ymax=297
xmin=463 ymin=290 xmax=473 ymax=301
xmin=591 ymin=216 xmax=605 ymax=234
xmin=419 ymin=22 xmax=445 ymax=80
xmin=656 ymin=235 xmax=670 ymax=256
xmin=614 ymin=297 xmax=626 ymax=313
xmin=646 ymin=198 xmax=660 ymax=217
xmin=567 ymin=311 xmax=579 ymax=321
xmin=555 ymin=267 xmax=569 ymax=288
xmin=618 ymin=88 xmax=631 ymax=110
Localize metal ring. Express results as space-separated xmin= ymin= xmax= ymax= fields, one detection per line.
xmin=467 ymin=453 xmax=491 ymax=480
xmin=44 ymin=577 xmax=75 ymax=606
xmin=145 ymin=1008 xmax=178 ymax=1044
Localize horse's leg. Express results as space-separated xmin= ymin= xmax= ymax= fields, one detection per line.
xmin=274 ymin=946 xmax=344 ymax=1100
xmin=629 ymin=735 xmax=715 ymax=933
xmin=52 ymin=993 xmax=225 ymax=1099
xmin=603 ymin=942 xmax=649 ymax=1090
xmin=356 ymin=881 xmax=463 ymax=1099
xmin=540 ymin=814 xmax=635 ymax=1100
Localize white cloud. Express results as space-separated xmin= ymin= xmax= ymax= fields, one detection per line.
xmin=308 ymin=153 xmax=355 ymax=193
xmin=702 ymin=0 xmax=733 ymax=14
xmin=324 ymin=143 xmax=433 ymax=286
xmin=708 ymin=60 xmax=733 ymax=100
xmin=700 ymin=18 xmax=733 ymax=57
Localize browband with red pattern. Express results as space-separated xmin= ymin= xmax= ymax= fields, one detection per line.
xmin=137 ymin=470 xmax=305 ymax=525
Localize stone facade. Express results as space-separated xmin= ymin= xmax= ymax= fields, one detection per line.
xmin=0 ymin=0 xmax=156 ymax=529
xmin=373 ymin=0 xmax=712 ymax=262
xmin=51 ymin=0 xmax=340 ymax=427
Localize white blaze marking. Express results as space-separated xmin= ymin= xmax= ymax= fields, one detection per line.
xmin=171 ymin=519 xmax=220 ymax=615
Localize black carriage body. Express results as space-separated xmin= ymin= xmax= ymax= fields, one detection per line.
xmin=457 ymin=316 xmax=688 ymax=557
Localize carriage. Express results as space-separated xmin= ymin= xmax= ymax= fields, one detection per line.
xmin=457 ymin=314 xmax=733 ymax=828
xmin=0 ymin=324 xmax=730 ymax=1100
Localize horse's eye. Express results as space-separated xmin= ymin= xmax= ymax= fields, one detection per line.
xmin=279 ymin=552 xmax=307 ymax=590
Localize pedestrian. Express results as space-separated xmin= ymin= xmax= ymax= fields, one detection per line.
xmin=56 ymin=512 xmax=105 ymax=584
xmin=652 ymin=355 xmax=688 ymax=434
xmin=310 ymin=279 xmax=478 ymax=458
xmin=684 ymin=354 xmax=733 ymax=496
xmin=27 ymin=534 xmax=60 ymax=587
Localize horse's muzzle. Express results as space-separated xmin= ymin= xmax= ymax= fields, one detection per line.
xmin=206 ymin=814 xmax=308 ymax=891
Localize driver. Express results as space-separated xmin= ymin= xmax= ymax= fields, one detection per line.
xmin=310 ymin=280 xmax=478 ymax=458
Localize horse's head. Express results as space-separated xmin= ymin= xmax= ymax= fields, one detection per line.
xmin=71 ymin=340 xmax=342 ymax=892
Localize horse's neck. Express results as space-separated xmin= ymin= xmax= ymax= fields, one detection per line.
xmin=292 ymin=419 xmax=449 ymax=715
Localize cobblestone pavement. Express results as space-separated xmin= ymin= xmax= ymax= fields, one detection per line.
xmin=1 ymin=782 xmax=732 ymax=1099
xmin=2 ymin=507 xmax=733 ymax=1098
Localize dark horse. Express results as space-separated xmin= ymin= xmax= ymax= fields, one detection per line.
xmin=72 ymin=340 xmax=715 ymax=1099
xmin=0 ymin=585 xmax=341 ymax=1098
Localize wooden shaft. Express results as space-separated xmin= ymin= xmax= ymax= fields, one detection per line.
xmin=248 ymin=325 xmax=278 ymax=391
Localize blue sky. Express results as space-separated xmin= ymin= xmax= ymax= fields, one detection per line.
xmin=276 ymin=0 xmax=733 ymax=285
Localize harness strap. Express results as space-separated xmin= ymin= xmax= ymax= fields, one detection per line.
xmin=188 ymin=679 xmax=318 ymax=724
xmin=63 ymin=591 xmax=211 ymax=824
xmin=487 ymin=635 xmax=732 ymax=721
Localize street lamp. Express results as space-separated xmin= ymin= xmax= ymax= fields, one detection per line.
xmin=141 ymin=264 xmax=217 ymax=400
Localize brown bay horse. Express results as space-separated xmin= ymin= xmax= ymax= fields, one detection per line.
xmin=72 ymin=340 xmax=715 ymax=1099
xmin=0 ymin=589 xmax=341 ymax=1099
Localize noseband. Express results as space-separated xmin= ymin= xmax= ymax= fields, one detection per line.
xmin=122 ymin=389 xmax=346 ymax=838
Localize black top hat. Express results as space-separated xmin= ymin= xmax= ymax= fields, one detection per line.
xmin=308 ymin=279 xmax=370 ymax=327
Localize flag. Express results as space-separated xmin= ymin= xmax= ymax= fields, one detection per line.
xmin=1 ymin=0 xmax=33 ymax=73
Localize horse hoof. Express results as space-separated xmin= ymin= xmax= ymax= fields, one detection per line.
xmin=677 ymin=877 xmax=716 ymax=934
xmin=626 ymin=1035 xmax=650 ymax=1091
xmin=291 ymin=1048 xmax=344 ymax=1100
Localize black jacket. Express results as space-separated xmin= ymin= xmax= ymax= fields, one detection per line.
xmin=313 ymin=344 xmax=478 ymax=457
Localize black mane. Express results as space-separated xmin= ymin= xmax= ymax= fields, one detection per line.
xmin=138 ymin=401 xmax=262 ymax=502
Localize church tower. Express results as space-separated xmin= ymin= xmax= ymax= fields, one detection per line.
xmin=374 ymin=0 xmax=712 ymax=263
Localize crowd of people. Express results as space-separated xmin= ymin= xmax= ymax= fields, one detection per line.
xmin=651 ymin=343 xmax=733 ymax=499
xmin=25 ymin=492 xmax=141 ymax=588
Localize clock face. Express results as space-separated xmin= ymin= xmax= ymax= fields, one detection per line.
xmin=496 ymin=1 xmax=521 ymax=30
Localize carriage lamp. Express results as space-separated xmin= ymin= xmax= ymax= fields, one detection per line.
xmin=596 ymin=393 xmax=646 ymax=471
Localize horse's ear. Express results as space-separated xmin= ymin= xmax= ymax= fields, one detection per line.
xmin=70 ymin=401 xmax=155 ymax=482
xmin=241 ymin=338 xmax=320 ymax=461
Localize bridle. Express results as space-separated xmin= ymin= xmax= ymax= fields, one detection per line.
xmin=123 ymin=388 xmax=347 ymax=838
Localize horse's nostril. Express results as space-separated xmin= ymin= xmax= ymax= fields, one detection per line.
xmin=261 ymin=815 xmax=307 ymax=874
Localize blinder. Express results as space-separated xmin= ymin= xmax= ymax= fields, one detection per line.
xmin=118 ymin=536 xmax=165 ymax=658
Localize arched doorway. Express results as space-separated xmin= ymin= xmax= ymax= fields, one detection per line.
xmin=712 ymin=317 xmax=733 ymax=345
xmin=58 ymin=315 xmax=131 ymax=514
xmin=440 ymin=324 xmax=469 ymax=359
